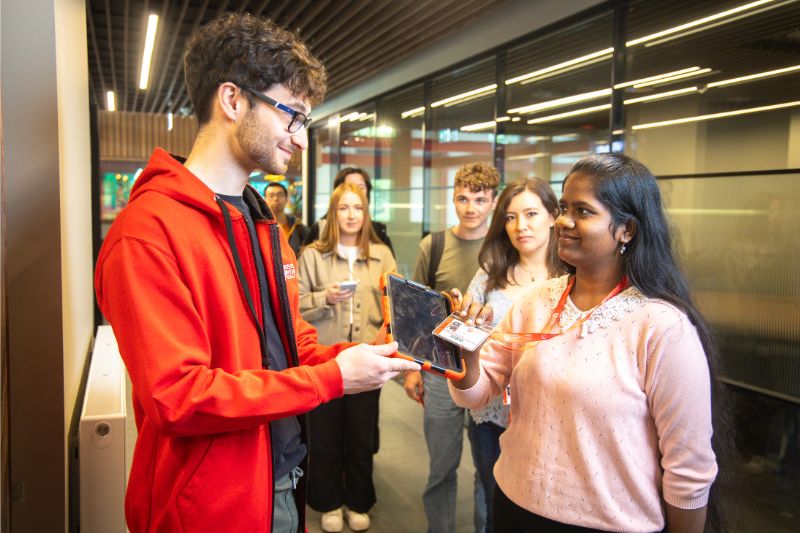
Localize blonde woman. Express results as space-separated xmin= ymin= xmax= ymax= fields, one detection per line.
xmin=298 ymin=183 xmax=395 ymax=533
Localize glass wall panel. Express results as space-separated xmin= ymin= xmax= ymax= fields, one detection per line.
xmin=375 ymin=85 xmax=425 ymax=276
xmin=502 ymin=12 xmax=614 ymax=188
xmin=339 ymin=103 xmax=377 ymax=178
xmin=660 ymin=170 xmax=800 ymax=532
xmin=429 ymin=57 xmax=497 ymax=232
xmin=625 ymin=0 xmax=800 ymax=175
xmin=311 ymin=121 xmax=336 ymax=221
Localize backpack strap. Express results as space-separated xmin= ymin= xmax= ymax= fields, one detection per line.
xmin=427 ymin=230 xmax=446 ymax=289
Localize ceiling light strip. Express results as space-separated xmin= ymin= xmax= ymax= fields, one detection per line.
xmin=623 ymin=87 xmax=698 ymax=105
xmin=642 ymin=1 xmax=788 ymax=49
xmin=507 ymin=152 xmax=550 ymax=161
xmin=506 ymin=48 xmax=613 ymax=85
xmin=632 ymin=68 xmax=712 ymax=88
xmin=431 ymin=84 xmax=496 ymax=108
xmin=139 ymin=14 xmax=159 ymax=89
xmin=632 ymin=100 xmax=800 ymax=130
xmin=106 ymin=91 xmax=116 ymax=112
xmin=707 ymin=63 xmax=800 ymax=88
xmin=442 ymin=90 xmax=497 ymax=108
xmin=460 ymin=120 xmax=497 ymax=132
xmin=614 ymin=67 xmax=701 ymax=89
xmin=401 ymin=106 xmax=426 ymax=119
xmin=509 ymin=88 xmax=612 ymax=115
xmin=519 ymin=54 xmax=612 ymax=86
xmin=626 ymin=0 xmax=775 ymax=47
xmin=526 ymin=104 xmax=611 ymax=125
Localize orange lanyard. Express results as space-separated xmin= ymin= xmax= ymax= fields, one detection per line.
xmin=490 ymin=275 xmax=629 ymax=346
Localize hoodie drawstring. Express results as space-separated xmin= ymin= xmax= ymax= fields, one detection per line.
xmin=216 ymin=196 xmax=270 ymax=368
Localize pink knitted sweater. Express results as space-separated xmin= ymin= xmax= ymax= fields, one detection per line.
xmin=449 ymin=275 xmax=717 ymax=532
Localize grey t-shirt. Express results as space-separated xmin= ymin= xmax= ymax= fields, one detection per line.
xmin=412 ymin=228 xmax=484 ymax=294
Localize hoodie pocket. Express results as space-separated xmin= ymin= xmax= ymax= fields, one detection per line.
xmin=176 ymin=431 xmax=267 ymax=531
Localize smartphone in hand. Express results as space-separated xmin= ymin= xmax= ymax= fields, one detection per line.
xmin=339 ymin=280 xmax=359 ymax=294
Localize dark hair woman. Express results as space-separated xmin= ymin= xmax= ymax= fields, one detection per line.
xmin=463 ymin=178 xmax=567 ymax=532
xmin=451 ymin=153 xmax=725 ymax=533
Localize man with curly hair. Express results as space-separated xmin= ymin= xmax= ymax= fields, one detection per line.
xmin=94 ymin=13 xmax=418 ymax=533
xmin=404 ymin=162 xmax=500 ymax=533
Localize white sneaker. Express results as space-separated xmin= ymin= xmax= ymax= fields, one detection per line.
xmin=345 ymin=508 xmax=370 ymax=531
xmin=320 ymin=507 xmax=343 ymax=533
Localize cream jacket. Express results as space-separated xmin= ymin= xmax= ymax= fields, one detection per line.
xmin=297 ymin=242 xmax=396 ymax=345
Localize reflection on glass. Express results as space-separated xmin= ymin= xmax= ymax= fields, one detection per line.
xmin=387 ymin=274 xmax=461 ymax=371
xmin=502 ymin=13 xmax=613 ymax=185
xmin=375 ymin=85 xmax=425 ymax=277
xmin=430 ymin=57 xmax=496 ymax=231
xmin=625 ymin=0 xmax=800 ymax=175
xmin=312 ymin=122 xmax=335 ymax=221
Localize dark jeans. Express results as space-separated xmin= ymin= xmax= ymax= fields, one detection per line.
xmin=493 ymin=484 xmax=607 ymax=532
xmin=306 ymin=390 xmax=380 ymax=513
xmin=467 ymin=418 xmax=505 ymax=533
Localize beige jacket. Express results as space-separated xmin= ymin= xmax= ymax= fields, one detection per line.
xmin=297 ymin=243 xmax=396 ymax=345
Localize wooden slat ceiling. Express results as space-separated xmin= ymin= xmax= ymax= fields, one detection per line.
xmin=86 ymin=0 xmax=510 ymax=114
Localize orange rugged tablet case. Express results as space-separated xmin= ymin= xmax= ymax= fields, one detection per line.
xmin=380 ymin=272 xmax=466 ymax=380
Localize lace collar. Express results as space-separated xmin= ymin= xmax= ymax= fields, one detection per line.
xmin=544 ymin=276 xmax=647 ymax=338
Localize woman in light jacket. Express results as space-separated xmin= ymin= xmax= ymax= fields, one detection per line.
xmin=298 ymin=182 xmax=396 ymax=533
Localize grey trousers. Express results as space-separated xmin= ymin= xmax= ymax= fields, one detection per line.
xmin=421 ymin=372 xmax=486 ymax=533
xmin=272 ymin=466 xmax=303 ymax=533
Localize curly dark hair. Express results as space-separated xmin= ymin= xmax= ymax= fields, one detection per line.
xmin=184 ymin=12 xmax=327 ymax=125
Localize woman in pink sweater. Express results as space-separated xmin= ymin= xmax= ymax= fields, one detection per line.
xmin=450 ymin=153 xmax=721 ymax=532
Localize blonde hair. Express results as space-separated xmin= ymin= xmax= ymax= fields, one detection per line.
xmin=311 ymin=183 xmax=381 ymax=257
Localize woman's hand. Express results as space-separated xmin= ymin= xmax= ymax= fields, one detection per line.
xmin=451 ymin=288 xmax=493 ymax=328
xmin=325 ymin=282 xmax=355 ymax=305
xmin=447 ymin=288 xmax=493 ymax=389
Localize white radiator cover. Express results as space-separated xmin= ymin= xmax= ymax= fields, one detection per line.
xmin=79 ymin=325 xmax=127 ymax=533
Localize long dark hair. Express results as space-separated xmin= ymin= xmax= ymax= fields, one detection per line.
xmin=479 ymin=178 xmax=565 ymax=292
xmin=565 ymin=153 xmax=734 ymax=532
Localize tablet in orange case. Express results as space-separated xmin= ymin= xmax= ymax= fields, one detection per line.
xmin=380 ymin=272 xmax=466 ymax=380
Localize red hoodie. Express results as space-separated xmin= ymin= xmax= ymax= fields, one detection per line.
xmin=95 ymin=148 xmax=348 ymax=532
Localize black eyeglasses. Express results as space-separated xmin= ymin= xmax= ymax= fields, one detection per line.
xmin=243 ymin=87 xmax=312 ymax=133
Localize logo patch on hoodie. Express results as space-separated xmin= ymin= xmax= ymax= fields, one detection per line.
xmin=283 ymin=263 xmax=296 ymax=280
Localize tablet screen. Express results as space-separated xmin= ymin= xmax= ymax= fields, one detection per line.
xmin=386 ymin=275 xmax=462 ymax=372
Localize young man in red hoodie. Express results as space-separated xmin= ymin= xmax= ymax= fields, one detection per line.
xmin=94 ymin=13 xmax=419 ymax=533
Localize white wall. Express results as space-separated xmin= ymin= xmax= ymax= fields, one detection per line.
xmin=55 ymin=0 xmax=94 ymax=528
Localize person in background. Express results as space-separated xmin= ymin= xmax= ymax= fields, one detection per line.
xmin=298 ymin=182 xmax=396 ymax=533
xmin=451 ymin=153 xmax=722 ymax=533
xmin=404 ymin=162 xmax=500 ymax=533
xmin=94 ymin=13 xmax=419 ymax=533
xmin=305 ymin=167 xmax=394 ymax=255
xmin=463 ymin=177 xmax=566 ymax=533
xmin=264 ymin=181 xmax=309 ymax=255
